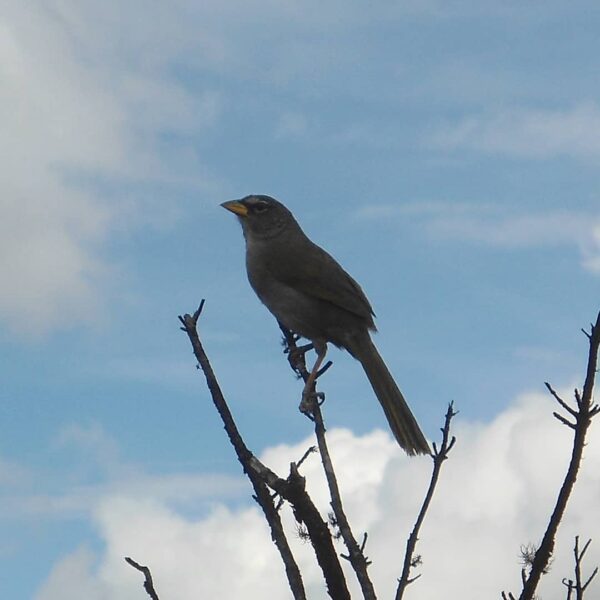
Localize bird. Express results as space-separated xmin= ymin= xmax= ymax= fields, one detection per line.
xmin=221 ymin=194 xmax=430 ymax=456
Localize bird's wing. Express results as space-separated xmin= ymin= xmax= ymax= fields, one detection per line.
xmin=266 ymin=239 xmax=375 ymax=321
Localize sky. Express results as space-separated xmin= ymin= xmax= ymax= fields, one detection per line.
xmin=2 ymin=1 xmax=600 ymax=598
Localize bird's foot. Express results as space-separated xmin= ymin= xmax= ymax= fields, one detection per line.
xmin=284 ymin=342 xmax=314 ymax=377
xmin=299 ymin=389 xmax=325 ymax=416
xmin=285 ymin=341 xmax=314 ymax=361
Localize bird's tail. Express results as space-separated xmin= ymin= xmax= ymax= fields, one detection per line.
xmin=348 ymin=335 xmax=430 ymax=456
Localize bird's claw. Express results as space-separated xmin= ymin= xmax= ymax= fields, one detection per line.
xmin=286 ymin=342 xmax=314 ymax=360
xmin=284 ymin=343 xmax=315 ymax=377
xmin=299 ymin=390 xmax=325 ymax=415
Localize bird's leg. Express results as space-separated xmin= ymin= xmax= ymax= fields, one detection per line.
xmin=287 ymin=341 xmax=314 ymax=357
xmin=286 ymin=342 xmax=313 ymax=374
xmin=279 ymin=322 xmax=315 ymax=376
xmin=300 ymin=343 xmax=327 ymax=413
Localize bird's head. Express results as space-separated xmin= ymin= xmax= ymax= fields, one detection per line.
xmin=221 ymin=195 xmax=297 ymax=241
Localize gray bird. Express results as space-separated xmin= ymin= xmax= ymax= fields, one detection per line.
xmin=222 ymin=194 xmax=429 ymax=456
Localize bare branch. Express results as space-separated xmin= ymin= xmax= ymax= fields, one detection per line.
xmin=312 ymin=398 xmax=377 ymax=598
xmin=517 ymin=311 xmax=600 ymax=600
xmin=395 ymin=402 xmax=458 ymax=600
xmin=125 ymin=557 xmax=160 ymax=600
xmin=179 ymin=304 xmax=314 ymax=599
xmin=282 ymin=327 xmax=376 ymax=600
xmin=181 ymin=303 xmax=359 ymax=599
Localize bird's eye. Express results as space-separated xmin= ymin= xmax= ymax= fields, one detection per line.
xmin=254 ymin=202 xmax=269 ymax=213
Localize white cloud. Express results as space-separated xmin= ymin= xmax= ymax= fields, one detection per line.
xmin=0 ymin=1 xmax=220 ymax=336
xmin=35 ymin=391 xmax=600 ymax=599
xmin=35 ymin=546 xmax=105 ymax=600
xmin=430 ymin=102 xmax=600 ymax=161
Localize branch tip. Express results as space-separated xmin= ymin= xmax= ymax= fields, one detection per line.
xmin=446 ymin=436 xmax=457 ymax=453
xmin=124 ymin=557 xmax=160 ymax=600
xmin=545 ymin=382 xmax=578 ymax=417
xmin=552 ymin=412 xmax=577 ymax=429
xmin=193 ymin=298 xmax=206 ymax=320
xmin=316 ymin=360 xmax=333 ymax=378
xmin=396 ymin=403 xmax=457 ymax=599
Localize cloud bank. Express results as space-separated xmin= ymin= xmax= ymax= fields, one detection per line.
xmin=35 ymin=390 xmax=600 ymax=599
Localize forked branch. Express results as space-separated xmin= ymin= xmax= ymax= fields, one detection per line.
xmin=562 ymin=536 xmax=598 ymax=600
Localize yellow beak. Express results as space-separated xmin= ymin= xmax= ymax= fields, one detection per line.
xmin=221 ymin=200 xmax=248 ymax=217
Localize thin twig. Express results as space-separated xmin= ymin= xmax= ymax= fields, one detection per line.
xmin=545 ymin=382 xmax=578 ymax=418
xmin=313 ymin=399 xmax=377 ymax=599
xmin=272 ymin=446 xmax=317 ymax=510
xmin=297 ymin=446 xmax=318 ymax=470
xmin=395 ymin=402 xmax=458 ymax=600
xmin=553 ymin=412 xmax=576 ymax=430
xmin=516 ymin=311 xmax=600 ymax=600
xmin=281 ymin=326 xmax=377 ymax=600
xmin=125 ymin=557 xmax=160 ymax=600
xmin=568 ymin=536 xmax=598 ymax=599
xmin=562 ymin=578 xmax=575 ymax=600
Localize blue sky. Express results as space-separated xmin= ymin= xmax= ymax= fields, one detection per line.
xmin=2 ymin=2 xmax=600 ymax=598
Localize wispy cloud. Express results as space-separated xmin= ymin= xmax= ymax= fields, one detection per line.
xmin=13 ymin=472 xmax=246 ymax=520
xmin=355 ymin=202 xmax=600 ymax=274
xmin=0 ymin=423 xmax=245 ymax=521
xmin=1 ymin=2 xmax=221 ymax=336
xmin=0 ymin=457 xmax=31 ymax=487
xmin=430 ymin=102 xmax=600 ymax=161
xmin=424 ymin=207 xmax=600 ymax=273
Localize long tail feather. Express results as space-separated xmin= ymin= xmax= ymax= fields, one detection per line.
xmin=348 ymin=335 xmax=430 ymax=456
